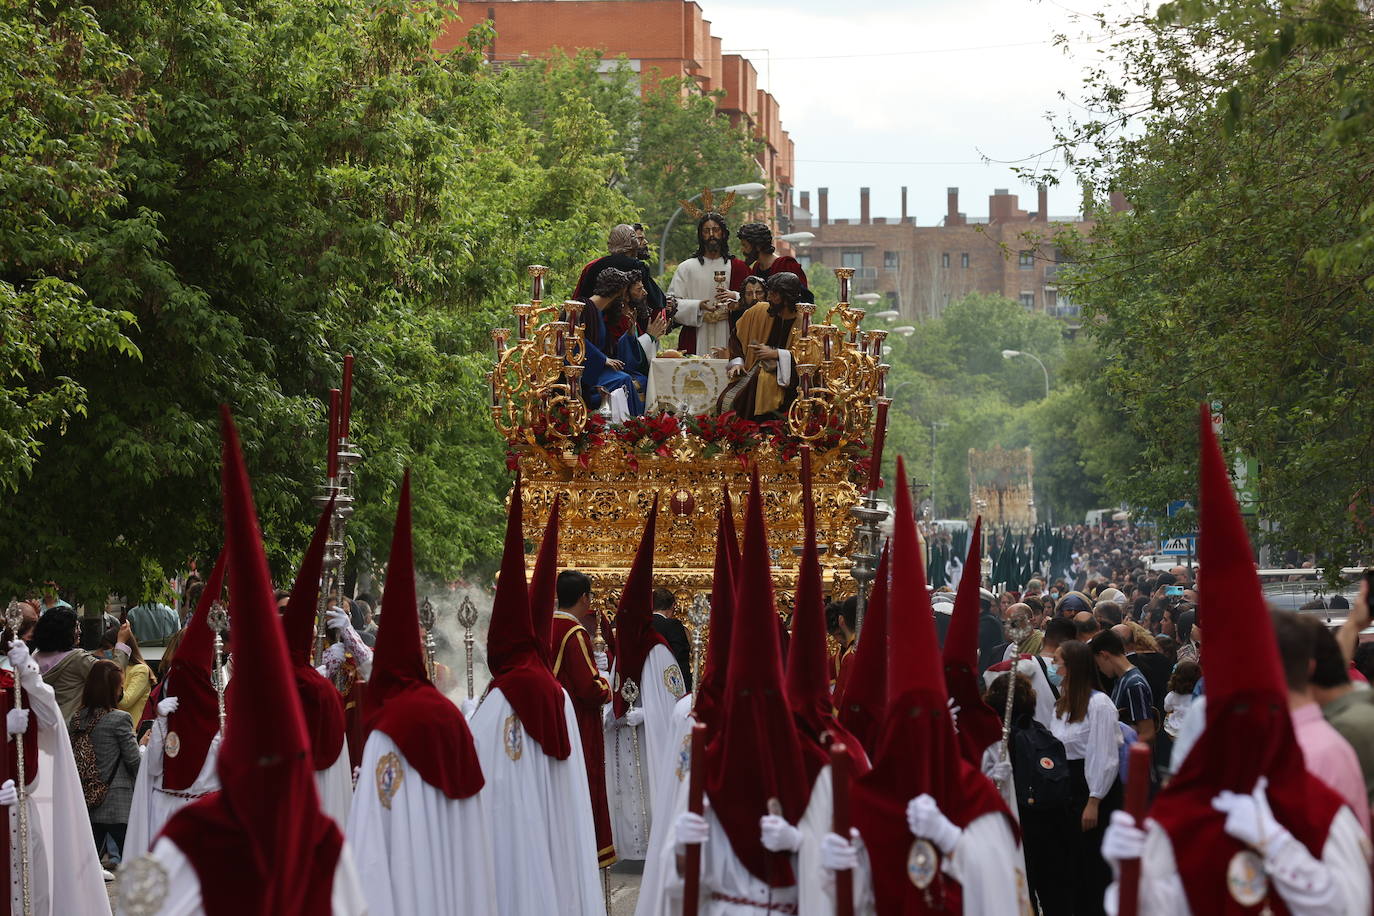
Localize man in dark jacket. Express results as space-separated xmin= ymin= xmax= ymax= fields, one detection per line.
xmin=649 ymin=587 xmax=693 ymax=694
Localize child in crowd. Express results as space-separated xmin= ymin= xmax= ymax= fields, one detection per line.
xmin=1162 ymin=659 xmax=1201 ymax=739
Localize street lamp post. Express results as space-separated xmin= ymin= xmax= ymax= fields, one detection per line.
xmin=1001 ymin=349 xmax=1050 ymax=398
xmin=658 ymin=182 xmax=767 ymax=278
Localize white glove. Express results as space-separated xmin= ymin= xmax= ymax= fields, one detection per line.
xmin=759 ymin=814 xmax=803 ymax=852
xmin=157 ymin=696 xmax=180 ymax=717
xmin=460 ymin=698 xmax=478 ymax=720
xmin=1212 ymin=777 xmax=1289 ymax=853
xmin=820 ymin=830 xmax=860 ymax=871
xmin=906 ymin=794 xmax=962 ymax=855
xmin=325 ymin=607 xmax=350 ymax=631
xmin=7 ymin=640 xmax=30 ymax=673
xmin=947 ymin=696 xmax=961 ymax=734
xmin=1101 ymin=810 xmax=1146 ymax=872
xmin=986 ymin=758 xmax=1012 ymax=787
xmin=5 ymin=709 xmax=27 ymax=737
xmin=675 ymin=811 xmax=710 ymax=848
xmin=0 ymin=780 xmax=15 ymax=807
xmin=623 ymin=707 xmax=645 ymax=728
xmin=594 ymin=651 xmax=609 ymax=672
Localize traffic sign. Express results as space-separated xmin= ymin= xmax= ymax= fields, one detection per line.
xmin=1159 ymin=536 xmax=1197 ymax=557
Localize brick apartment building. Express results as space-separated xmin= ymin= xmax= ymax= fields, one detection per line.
xmin=794 ymin=186 xmax=1121 ymax=324
xmin=439 ymin=1 xmax=795 ymax=230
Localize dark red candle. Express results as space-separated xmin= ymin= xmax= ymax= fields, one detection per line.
xmin=340 ymin=354 xmax=354 ymax=439
xmin=867 ymin=400 xmax=889 ymax=493
xmin=327 ymin=388 xmax=341 ymax=479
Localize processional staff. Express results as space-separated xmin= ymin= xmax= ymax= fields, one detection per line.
xmin=4 ymin=602 xmax=31 ymax=916
xmin=456 ymin=595 xmax=479 ymax=700
xmin=208 ymin=602 xmax=229 ymax=731
xmin=621 ymin=678 xmax=649 ymax=846
xmin=682 ymin=721 xmax=707 ymax=916
xmin=419 ymin=596 xmax=437 ymax=682
xmin=1117 ymin=743 xmax=1153 ymax=916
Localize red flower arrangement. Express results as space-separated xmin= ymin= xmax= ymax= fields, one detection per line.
xmin=612 ymin=412 xmax=681 ymax=456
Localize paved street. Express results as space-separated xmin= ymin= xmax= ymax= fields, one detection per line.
xmin=608 ymin=860 xmax=643 ymax=915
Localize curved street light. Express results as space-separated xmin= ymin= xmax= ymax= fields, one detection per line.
xmin=892 ymin=325 xmax=916 ymax=337
xmin=1001 ymin=349 xmax=1050 ymax=398
xmin=658 ymin=183 xmax=768 ymax=277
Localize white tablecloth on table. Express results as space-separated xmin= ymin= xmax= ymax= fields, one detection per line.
xmin=648 ymin=358 xmax=731 ymax=414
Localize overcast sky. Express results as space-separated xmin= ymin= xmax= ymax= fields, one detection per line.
xmin=702 ymin=0 xmax=1110 ymax=225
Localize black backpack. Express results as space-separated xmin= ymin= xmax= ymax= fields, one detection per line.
xmin=1010 ymin=714 xmax=1071 ymax=812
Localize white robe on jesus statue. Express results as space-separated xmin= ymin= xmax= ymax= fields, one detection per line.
xmin=667 ymin=256 xmax=743 ymax=356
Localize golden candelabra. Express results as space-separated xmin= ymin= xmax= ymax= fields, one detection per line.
xmin=489 ymin=266 xmax=891 ymax=617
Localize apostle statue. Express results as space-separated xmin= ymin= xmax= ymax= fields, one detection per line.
xmin=720 ymin=272 xmax=808 ymax=421
xmin=665 ymin=210 xmax=751 ymax=356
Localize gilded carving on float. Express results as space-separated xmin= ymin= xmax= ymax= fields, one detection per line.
xmin=489 ymin=264 xmax=891 ymax=614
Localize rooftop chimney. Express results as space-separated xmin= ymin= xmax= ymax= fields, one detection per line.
xmin=860 ymin=187 xmax=871 ymax=225
xmin=1037 ymin=184 xmax=1049 ymax=222
xmin=989 ymin=188 xmax=1018 ymax=224
xmin=946 ymin=187 xmax=962 ymax=227
xmin=818 ymin=187 xmax=829 ymax=226
xmin=799 ymin=190 xmax=810 ymax=211
xmin=901 ymin=186 xmax=908 ymax=223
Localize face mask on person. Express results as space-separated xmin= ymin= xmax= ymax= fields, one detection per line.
xmin=1043 ymin=657 xmax=1063 ymax=688
xmin=1049 ymin=590 xmax=1060 ymax=600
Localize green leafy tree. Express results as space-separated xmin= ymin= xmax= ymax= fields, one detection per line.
xmin=0 ymin=0 xmax=630 ymax=601
xmin=0 ymin=3 xmax=144 ymax=488
xmin=496 ymin=51 xmax=764 ymax=269
xmin=1045 ymin=0 xmax=1374 ymax=568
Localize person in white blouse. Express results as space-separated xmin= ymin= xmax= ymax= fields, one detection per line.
xmin=1050 ymin=638 xmax=1122 ymax=916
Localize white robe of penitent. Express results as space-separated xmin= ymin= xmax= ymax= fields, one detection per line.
xmin=469 ymin=687 xmax=604 ymax=916
xmin=635 ymin=694 xmax=696 ymax=916
xmin=5 ymin=659 xmax=108 ymax=915
xmin=638 ymin=751 xmax=844 ymax=914
xmin=315 ymin=745 xmax=353 ymax=829
xmin=345 ymin=731 xmax=497 ymax=916
xmin=1104 ymin=808 xmax=1371 ymax=916
xmin=124 ymin=837 xmax=367 ymax=915
xmin=847 ymin=811 xmax=1030 ymax=915
xmin=124 ymin=721 xmax=221 ymax=859
xmin=605 ymin=644 xmax=687 ymax=859
xmin=667 ymin=257 xmax=737 ymax=356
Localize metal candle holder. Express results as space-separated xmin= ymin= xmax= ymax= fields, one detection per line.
xmin=456 ymin=595 xmax=479 ymax=700
xmin=849 ymin=495 xmax=889 ymax=633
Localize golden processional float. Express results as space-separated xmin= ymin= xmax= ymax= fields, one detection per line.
xmin=489 ymin=265 xmax=893 ymax=625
